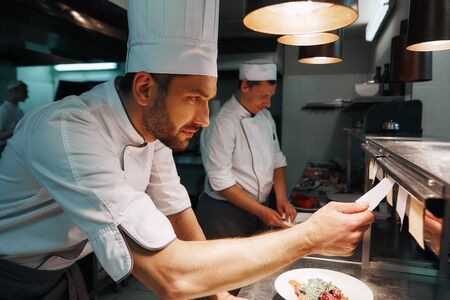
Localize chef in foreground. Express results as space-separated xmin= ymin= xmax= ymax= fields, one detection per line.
xmin=0 ymin=0 xmax=374 ymax=299
xmin=197 ymin=61 xmax=296 ymax=238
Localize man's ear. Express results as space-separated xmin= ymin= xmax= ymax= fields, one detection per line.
xmin=240 ymin=80 xmax=249 ymax=93
xmin=132 ymin=72 xmax=157 ymax=107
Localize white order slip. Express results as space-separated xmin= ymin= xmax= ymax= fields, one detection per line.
xmin=396 ymin=186 xmax=409 ymax=229
xmin=356 ymin=177 xmax=395 ymax=211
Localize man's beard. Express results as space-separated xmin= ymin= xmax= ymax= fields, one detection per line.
xmin=143 ymin=91 xmax=199 ymax=152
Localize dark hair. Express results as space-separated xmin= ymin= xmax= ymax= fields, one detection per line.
xmin=237 ymin=80 xmax=276 ymax=90
xmin=119 ymin=72 xmax=177 ymax=96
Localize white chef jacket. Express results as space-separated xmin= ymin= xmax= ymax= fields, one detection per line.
xmin=0 ymin=80 xmax=191 ymax=281
xmin=201 ymin=95 xmax=287 ymax=203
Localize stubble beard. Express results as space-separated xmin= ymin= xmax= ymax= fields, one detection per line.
xmin=143 ymin=92 xmax=190 ymax=152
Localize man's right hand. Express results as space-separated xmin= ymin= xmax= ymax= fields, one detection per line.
xmin=256 ymin=206 xmax=287 ymax=228
xmin=301 ymin=201 xmax=374 ymax=256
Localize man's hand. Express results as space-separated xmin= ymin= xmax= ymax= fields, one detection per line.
xmin=302 ymin=201 xmax=374 ymax=256
xmin=256 ymin=206 xmax=286 ymax=228
xmin=211 ymin=291 xmax=248 ymax=300
xmin=277 ymin=199 xmax=297 ymax=224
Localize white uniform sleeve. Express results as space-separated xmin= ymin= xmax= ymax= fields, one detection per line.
xmin=268 ymin=112 xmax=287 ymax=169
xmin=146 ymin=141 xmax=191 ymax=215
xmin=27 ymin=110 xmax=175 ymax=281
xmin=201 ymin=114 xmax=237 ymax=191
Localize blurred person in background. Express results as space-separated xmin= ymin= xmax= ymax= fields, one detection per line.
xmin=0 ymin=80 xmax=28 ymax=155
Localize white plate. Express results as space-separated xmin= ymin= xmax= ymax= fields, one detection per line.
xmin=274 ymin=268 xmax=373 ymax=300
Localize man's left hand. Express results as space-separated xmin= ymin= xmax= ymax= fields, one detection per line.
xmin=277 ymin=200 xmax=297 ymax=224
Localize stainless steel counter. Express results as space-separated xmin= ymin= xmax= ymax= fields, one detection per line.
xmin=238 ymin=257 xmax=450 ymax=300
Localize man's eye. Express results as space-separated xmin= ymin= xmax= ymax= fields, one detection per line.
xmin=188 ymin=96 xmax=201 ymax=101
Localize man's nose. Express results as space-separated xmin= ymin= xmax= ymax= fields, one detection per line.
xmin=195 ymin=101 xmax=210 ymax=128
xmin=265 ymin=98 xmax=271 ymax=108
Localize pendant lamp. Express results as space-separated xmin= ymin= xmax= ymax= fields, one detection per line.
xmin=243 ymin=0 xmax=358 ymax=35
xmin=278 ymin=30 xmax=340 ymax=46
xmin=406 ymin=0 xmax=450 ymax=52
xmin=298 ymin=38 xmax=342 ymax=64
xmin=391 ymin=20 xmax=432 ymax=82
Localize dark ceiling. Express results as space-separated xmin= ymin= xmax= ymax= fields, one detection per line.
xmin=0 ymin=0 xmax=128 ymax=66
xmin=0 ymin=0 xmax=282 ymax=66
xmin=0 ymin=0 xmax=366 ymax=67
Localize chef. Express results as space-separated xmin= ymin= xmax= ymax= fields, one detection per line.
xmin=197 ymin=61 xmax=297 ymax=238
xmin=0 ymin=0 xmax=374 ymax=299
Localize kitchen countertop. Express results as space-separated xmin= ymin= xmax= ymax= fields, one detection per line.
xmin=238 ymin=257 xmax=450 ymax=300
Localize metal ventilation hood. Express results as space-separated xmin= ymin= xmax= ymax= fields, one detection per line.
xmin=0 ymin=0 xmax=127 ymax=66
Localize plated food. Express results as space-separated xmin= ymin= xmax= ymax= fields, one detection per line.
xmin=274 ymin=268 xmax=373 ymax=300
xmin=288 ymin=278 xmax=348 ymax=300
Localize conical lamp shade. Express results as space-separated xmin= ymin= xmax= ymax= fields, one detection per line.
xmin=278 ymin=30 xmax=340 ymax=46
xmin=406 ymin=0 xmax=450 ymax=51
xmin=391 ymin=20 xmax=432 ymax=82
xmin=243 ymin=0 xmax=358 ymax=35
xmin=298 ymin=39 xmax=342 ymax=64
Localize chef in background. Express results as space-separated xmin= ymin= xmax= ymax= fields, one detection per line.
xmin=0 ymin=0 xmax=374 ymax=299
xmin=0 ymin=80 xmax=28 ymax=156
xmin=197 ymin=62 xmax=297 ymax=238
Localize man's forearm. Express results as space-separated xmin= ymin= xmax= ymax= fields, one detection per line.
xmin=128 ymin=202 xmax=373 ymax=300
xmin=128 ymin=224 xmax=311 ymax=300
xmin=217 ymin=184 xmax=265 ymax=216
xmin=273 ymin=167 xmax=288 ymax=203
xmin=167 ymin=208 xmax=206 ymax=241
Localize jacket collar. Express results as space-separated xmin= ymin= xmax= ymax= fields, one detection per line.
xmin=82 ymin=79 xmax=145 ymax=146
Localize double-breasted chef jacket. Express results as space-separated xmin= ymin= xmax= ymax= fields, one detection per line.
xmin=201 ymin=95 xmax=287 ymax=203
xmin=0 ymin=79 xmax=191 ymax=281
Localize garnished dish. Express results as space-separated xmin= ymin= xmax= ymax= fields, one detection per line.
xmin=288 ymin=278 xmax=348 ymax=300
xmin=274 ymin=268 xmax=373 ymax=300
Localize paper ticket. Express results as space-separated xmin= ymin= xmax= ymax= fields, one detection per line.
xmin=356 ymin=177 xmax=395 ymax=211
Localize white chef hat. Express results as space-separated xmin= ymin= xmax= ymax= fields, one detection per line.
xmin=239 ymin=60 xmax=277 ymax=81
xmin=7 ymin=80 xmax=26 ymax=91
xmin=126 ymin=0 xmax=219 ymax=77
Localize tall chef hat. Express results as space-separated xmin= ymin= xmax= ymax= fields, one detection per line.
xmin=239 ymin=60 xmax=277 ymax=81
xmin=126 ymin=0 xmax=219 ymax=77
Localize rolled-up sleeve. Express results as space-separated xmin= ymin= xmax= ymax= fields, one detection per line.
xmin=201 ymin=115 xmax=236 ymax=191
xmin=146 ymin=141 xmax=191 ymax=215
xmin=27 ymin=111 xmax=175 ymax=281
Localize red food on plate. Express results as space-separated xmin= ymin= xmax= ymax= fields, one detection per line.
xmin=290 ymin=193 xmax=318 ymax=209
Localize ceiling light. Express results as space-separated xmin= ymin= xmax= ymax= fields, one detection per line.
xmin=365 ymin=0 xmax=391 ymax=42
xmin=298 ymin=39 xmax=342 ymax=64
xmin=54 ymin=62 xmax=118 ymax=71
xmin=243 ymin=0 xmax=358 ymax=35
xmin=406 ymin=0 xmax=450 ymax=52
xmin=391 ymin=20 xmax=432 ymax=82
xmin=278 ymin=30 xmax=340 ymax=46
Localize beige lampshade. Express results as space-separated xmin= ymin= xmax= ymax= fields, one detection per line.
xmin=278 ymin=32 xmax=339 ymax=46
xmin=243 ymin=0 xmax=358 ymax=35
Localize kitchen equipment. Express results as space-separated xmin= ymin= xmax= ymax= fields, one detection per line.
xmin=361 ymin=137 xmax=450 ymax=278
xmin=382 ymin=119 xmax=400 ymax=131
xmin=364 ymin=100 xmax=422 ymax=136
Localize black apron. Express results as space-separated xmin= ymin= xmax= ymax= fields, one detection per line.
xmin=0 ymin=259 xmax=89 ymax=300
xmin=196 ymin=193 xmax=266 ymax=239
